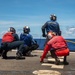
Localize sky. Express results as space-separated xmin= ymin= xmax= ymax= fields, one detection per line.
xmin=0 ymin=0 xmax=75 ymax=39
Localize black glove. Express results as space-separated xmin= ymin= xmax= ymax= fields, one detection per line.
xmin=42 ymin=34 xmax=46 ymax=37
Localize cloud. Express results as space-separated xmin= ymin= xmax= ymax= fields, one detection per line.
xmin=0 ymin=21 xmax=15 ymax=25
xmin=66 ymin=27 xmax=75 ymax=34
xmin=61 ymin=27 xmax=75 ymax=39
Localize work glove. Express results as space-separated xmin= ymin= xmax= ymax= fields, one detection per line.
xmin=40 ymin=59 xmax=44 ymax=63
xmin=42 ymin=34 xmax=46 ymax=37
xmin=40 ymin=56 xmax=44 ymax=63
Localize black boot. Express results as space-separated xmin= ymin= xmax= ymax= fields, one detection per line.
xmin=54 ymin=56 xmax=60 ymax=65
xmin=2 ymin=50 xmax=7 ymax=59
xmin=0 ymin=47 xmax=3 ymax=56
xmin=26 ymin=50 xmax=33 ymax=56
xmin=63 ymin=56 xmax=69 ymax=65
xmin=55 ymin=58 xmax=60 ymax=65
xmin=16 ymin=51 xmax=25 ymax=59
xmin=50 ymin=50 xmax=60 ymax=65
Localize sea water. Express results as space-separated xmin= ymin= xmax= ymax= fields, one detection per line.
xmin=0 ymin=39 xmax=75 ymax=51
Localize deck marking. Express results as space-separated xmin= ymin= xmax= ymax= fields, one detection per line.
xmin=42 ymin=63 xmax=64 ymax=69
xmin=41 ymin=58 xmax=64 ymax=69
xmin=42 ymin=63 xmax=53 ymax=66
xmin=33 ymin=70 xmax=61 ymax=75
xmin=48 ymin=58 xmax=63 ymax=62
xmin=51 ymin=64 xmax=64 ymax=69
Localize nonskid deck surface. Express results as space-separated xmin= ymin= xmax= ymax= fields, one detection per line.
xmin=0 ymin=50 xmax=75 ymax=75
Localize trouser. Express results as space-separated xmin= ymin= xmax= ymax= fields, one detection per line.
xmin=0 ymin=46 xmax=3 ymax=55
xmin=50 ymin=50 xmax=67 ymax=62
xmin=7 ymin=41 xmax=24 ymax=49
xmin=18 ymin=44 xmax=39 ymax=56
xmin=50 ymin=50 xmax=57 ymax=58
xmin=1 ymin=41 xmax=24 ymax=58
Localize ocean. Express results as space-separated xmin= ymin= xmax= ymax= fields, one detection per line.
xmin=35 ymin=39 xmax=75 ymax=51
xmin=0 ymin=38 xmax=75 ymax=51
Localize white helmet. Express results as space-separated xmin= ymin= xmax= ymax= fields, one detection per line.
xmin=47 ymin=31 xmax=56 ymax=39
xmin=50 ymin=14 xmax=57 ymax=21
xmin=23 ymin=26 xmax=30 ymax=33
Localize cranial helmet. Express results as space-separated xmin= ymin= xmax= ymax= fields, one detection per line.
xmin=8 ymin=27 xmax=16 ymax=33
xmin=47 ymin=31 xmax=56 ymax=39
xmin=50 ymin=14 xmax=57 ymax=21
xmin=23 ymin=26 xmax=30 ymax=33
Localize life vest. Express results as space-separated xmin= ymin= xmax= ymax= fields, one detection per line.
xmin=2 ymin=32 xmax=14 ymax=43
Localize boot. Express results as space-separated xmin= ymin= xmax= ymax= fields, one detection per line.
xmin=63 ymin=61 xmax=69 ymax=65
xmin=63 ymin=56 xmax=69 ymax=65
xmin=2 ymin=50 xmax=7 ymax=59
xmin=26 ymin=50 xmax=33 ymax=56
xmin=55 ymin=57 xmax=60 ymax=65
xmin=0 ymin=47 xmax=3 ymax=56
xmin=16 ymin=51 xmax=25 ymax=59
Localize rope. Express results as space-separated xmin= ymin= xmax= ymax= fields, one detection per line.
xmin=66 ymin=40 xmax=75 ymax=44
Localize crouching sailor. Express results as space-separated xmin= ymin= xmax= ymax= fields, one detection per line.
xmin=19 ymin=26 xmax=39 ymax=56
xmin=40 ymin=32 xmax=70 ymax=65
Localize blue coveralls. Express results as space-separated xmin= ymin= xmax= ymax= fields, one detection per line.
xmin=42 ymin=20 xmax=61 ymax=36
xmin=42 ymin=20 xmax=61 ymax=45
xmin=19 ymin=33 xmax=39 ymax=55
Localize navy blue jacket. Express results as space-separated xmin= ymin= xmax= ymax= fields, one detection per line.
xmin=20 ymin=33 xmax=36 ymax=46
xmin=42 ymin=20 xmax=61 ymax=36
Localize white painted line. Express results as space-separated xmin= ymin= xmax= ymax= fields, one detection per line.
xmin=70 ymin=52 xmax=75 ymax=53
xmin=33 ymin=70 xmax=38 ymax=74
xmin=48 ymin=58 xmax=63 ymax=62
xmin=33 ymin=70 xmax=61 ymax=75
xmin=12 ymin=49 xmax=17 ymax=51
xmin=48 ymin=58 xmax=55 ymax=61
xmin=41 ymin=63 xmax=64 ymax=69
xmin=51 ymin=65 xmax=64 ymax=69
xmin=42 ymin=63 xmax=53 ymax=66
xmin=58 ymin=56 xmax=64 ymax=59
